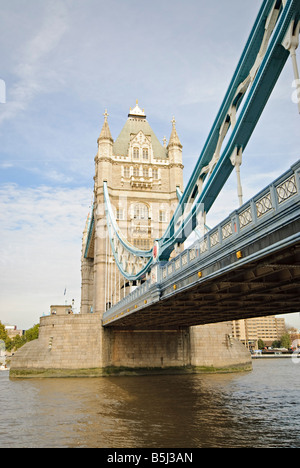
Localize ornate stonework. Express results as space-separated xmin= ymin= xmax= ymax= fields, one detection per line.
xmin=81 ymin=103 xmax=184 ymax=316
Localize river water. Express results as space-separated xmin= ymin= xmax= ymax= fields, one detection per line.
xmin=0 ymin=359 xmax=299 ymax=448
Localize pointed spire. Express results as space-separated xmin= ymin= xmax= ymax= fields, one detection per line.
xmin=167 ymin=116 xmax=182 ymax=149
xmin=97 ymin=109 xmax=113 ymax=144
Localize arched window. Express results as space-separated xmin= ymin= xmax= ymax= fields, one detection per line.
xmin=159 ymin=210 xmax=167 ymax=222
xmin=133 ymin=203 xmax=149 ymax=220
xmin=116 ymin=208 xmax=124 ymax=220
xmin=123 ymin=166 xmax=130 ymax=178
xmin=143 ymin=148 xmax=149 ymax=160
xmin=152 ymin=168 xmax=158 ymax=179
xmin=133 ymin=147 xmax=139 ymax=160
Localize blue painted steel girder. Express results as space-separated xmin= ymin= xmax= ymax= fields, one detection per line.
xmin=159 ymin=0 xmax=279 ymax=249
xmin=158 ymin=0 xmax=300 ymax=261
xmin=93 ymin=0 xmax=299 ymax=279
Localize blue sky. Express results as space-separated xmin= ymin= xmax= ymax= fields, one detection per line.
xmin=0 ymin=0 xmax=299 ymax=330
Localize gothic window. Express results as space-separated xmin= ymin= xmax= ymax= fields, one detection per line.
xmin=134 ymin=239 xmax=150 ymax=249
xmin=116 ymin=208 xmax=124 ymax=220
xmin=123 ymin=166 xmax=130 ymax=178
xmin=152 ymin=168 xmax=158 ymax=179
xmin=133 ymin=203 xmax=149 ymax=220
xmin=133 ymin=147 xmax=139 ymax=160
xmin=159 ymin=210 xmax=167 ymax=222
xmin=143 ymin=148 xmax=149 ymax=160
xmin=133 ymin=166 xmax=139 ymax=177
xmin=143 ymin=167 xmax=149 ymax=178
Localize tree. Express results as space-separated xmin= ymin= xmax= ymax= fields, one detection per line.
xmin=0 ymin=321 xmax=39 ymax=352
xmin=0 ymin=321 xmax=7 ymax=341
xmin=280 ymin=333 xmax=291 ymax=349
xmin=25 ymin=324 xmax=39 ymax=342
xmin=12 ymin=334 xmax=26 ymax=351
xmin=11 ymin=324 xmax=39 ymax=350
xmin=258 ymin=339 xmax=265 ymax=349
xmin=272 ymin=340 xmax=281 ymax=348
xmin=0 ymin=321 xmax=12 ymax=351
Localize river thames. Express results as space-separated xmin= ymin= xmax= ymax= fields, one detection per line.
xmin=0 ymin=359 xmax=299 ymax=448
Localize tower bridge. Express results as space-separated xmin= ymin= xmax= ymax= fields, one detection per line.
xmin=97 ymin=0 xmax=300 ymax=331
xmin=10 ymin=0 xmax=300 ymax=377
xmin=103 ymin=161 xmax=300 ymax=329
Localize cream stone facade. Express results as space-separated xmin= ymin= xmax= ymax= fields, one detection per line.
xmin=81 ymin=103 xmax=184 ymax=316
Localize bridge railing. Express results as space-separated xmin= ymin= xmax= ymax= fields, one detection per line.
xmin=161 ymin=161 xmax=300 ymax=281
xmin=103 ymin=160 xmax=300 ymax=325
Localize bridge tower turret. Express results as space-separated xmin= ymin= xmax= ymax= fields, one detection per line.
xmin=92 ymin=111 xmax=114 ymax=315
xmin=167 ymin=116 xmax=184 ymax=196
xmin=95 ymin=109 xmax=114 ymax=190
xmin=81 ymin=103 xmax=183 ymax=316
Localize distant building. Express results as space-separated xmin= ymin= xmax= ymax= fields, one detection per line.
xmin=4 ymin=325 xmax=25 ymax=339
xmin=232 ymin=316 xmax=286 ymax=349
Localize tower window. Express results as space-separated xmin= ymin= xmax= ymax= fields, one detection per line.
xmin=133 ymin=147 xmax=139 ymax=160
xmin=143 ymin=148 xmax=149 ymax=160
xmin=134 ymin=239 xmax=150 ymax=249
xmin=159 ymin=210 xmax=167 ymax=222
xmin=123 ymin=166 xmax=130 ymax=178
xmin=152 ymin=168 xmax=158 ymax=179
xmin=133 ymin=203 xmax=149 ymax=220
xmin=143 ymin=168 xmax=149 ymax=178
xmin=116 ymin=208 xmax=124 ymax=220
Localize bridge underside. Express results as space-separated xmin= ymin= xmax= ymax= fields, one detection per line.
xmin=105 ymin=231 xmax=300 ymax=330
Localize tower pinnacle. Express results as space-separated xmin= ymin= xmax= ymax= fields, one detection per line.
xmin=168 ymin=116 xmax=182 ymax=149
xmin=103 ymin=109 xmax=109 ymax=122
xmin=98 ymin=109 xmax=113 ymax=144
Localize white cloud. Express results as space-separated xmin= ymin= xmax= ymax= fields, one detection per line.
xmin=0 ymin=1 xmax=70 ymax=125
xmin=28 ymin=166 xmax=75 ymax=185
xmin=0 ymin=183 xmax=90 ymax=329
xmin=0 ymin=162 xmax=14 ymax=169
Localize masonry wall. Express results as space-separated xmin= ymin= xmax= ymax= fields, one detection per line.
xmin=10 ymin=314 xmax=252 ymax=376
xmin=108 ymin=329 xmax=191 ymax=368
xmin=10 ymin=314 xmax=103 ymax=372
xmin=190 ymin=322 xmax=252 ymax=369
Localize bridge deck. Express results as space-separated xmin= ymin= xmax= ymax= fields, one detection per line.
xmin=103 ymin=162 xmax=300 ymax=330
xmin=104 ymin=235 xmax=299 ymax=330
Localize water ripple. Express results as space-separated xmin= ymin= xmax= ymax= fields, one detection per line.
xmin=1 ymin=360 xmax=300 ymax=448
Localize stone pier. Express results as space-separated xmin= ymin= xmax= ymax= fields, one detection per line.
xmin=10 ymin=314 xmax=251 ymax=378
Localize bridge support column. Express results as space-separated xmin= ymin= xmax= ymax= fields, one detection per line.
xmin=282 ymin=19 xmax=300 ymax=114
xmin=10 ymin=316 xmax=252 ymax=377
xmin=104 ymin=324 xmax=251 ymax=374
xmin=230 ymin=147 xmax=243 ymax=207
xmin=80 ymin=257 xmax=94 ymax=314
xmin=190 ymin=323 xmax=252 ymax=372
xmin=106 ymin=329 xmax=191 ymax=370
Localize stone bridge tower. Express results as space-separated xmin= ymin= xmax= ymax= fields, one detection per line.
xmin=10 ymin=102 xmax=251 ymax=376
xmin=79 ymin=103 xmax=251 ymax=372
xmin=81 ymin=102 xmax=184 ymax=316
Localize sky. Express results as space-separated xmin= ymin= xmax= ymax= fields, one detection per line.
xmin=0 ymin=0 xmax=299 ymax=330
